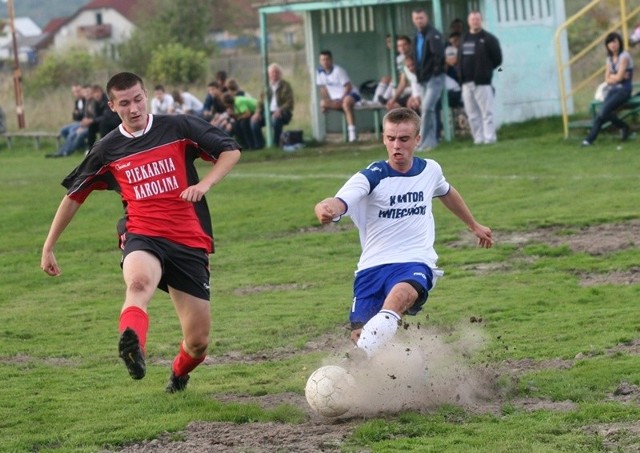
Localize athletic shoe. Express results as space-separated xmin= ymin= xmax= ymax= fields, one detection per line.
xmin=166 ymin=372 xmax=190 ymax=393
xmin=340 ymin=346 xmax=369 ymax=371
xmin=118 ymin=328 xmax=146 ymax=380
xmin=581 ymin=140 xmax=592 ymax=147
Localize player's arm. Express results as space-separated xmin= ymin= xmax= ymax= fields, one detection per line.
xmin=180 ymin=149 xmax=241 ymax=203
xmin=388 ymin=73 xmax=408 ymax=108
xmin=41 ymin=195 xmax=82 ymax=276
xmin=439 ymin=186 xmax=493 ymax=248
xmin=606 ymin=56 xmax=629 ymax=84
xmin=341 ymin=81 xmax=353 ymax=101
xmin=315 ymin=197 xmax=346 ymax=224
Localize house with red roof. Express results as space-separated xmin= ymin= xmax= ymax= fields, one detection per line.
xmin=41 ymin=0 xmax=144 ymax=56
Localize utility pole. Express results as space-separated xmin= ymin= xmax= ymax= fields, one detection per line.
xmin=7 ymin=0 xmax=25 ymax=128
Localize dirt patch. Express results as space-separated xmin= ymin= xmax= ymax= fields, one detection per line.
xmin=454 ymin=220 xmax=640 ymax=286
xmin=493 ymin=220 xmax=640 ymax=255
xmin=577 ymin=267 xmax=640 ymax=287
xmin=113 ymin=221 xmax=640 ymax=452
xmin=114 ymin=324 xmax=621 ymax=453
xmin=450 ymin=220 xmax=640 ymax=256
xmin=583 ymin=421 xmax=640 ymax=452
xmin=110 ymin=419 xmax=358 ymax=453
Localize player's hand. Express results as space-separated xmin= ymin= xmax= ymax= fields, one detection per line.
xmin=473 ymin=224 xmax=494 ymax=249
xmin=41 ymin=251 xmax=61 ymax=276
xmin=315 ymin=200 xmax=340 ymax=224
xmin=180 ymin=183 xmax=208 ymax=203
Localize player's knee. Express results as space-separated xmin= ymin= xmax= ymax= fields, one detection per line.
xmin=127 ymin=276 xmax=154 ymax=295
xmin=185 ymin=336 xmax=209 ymax=357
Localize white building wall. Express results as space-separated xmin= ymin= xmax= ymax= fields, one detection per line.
xmin=485 ymin=0 xmax=570 ymax=126
xmin=53 ymin=9 xmax=135 ymax=55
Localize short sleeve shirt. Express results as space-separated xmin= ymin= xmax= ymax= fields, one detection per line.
xmin=62 ymin=114 xmax=240 ymax=253
xmin=335 ymin=157 xmax=450 ymax=271
xmin=316 ymin=64 xmax=352 ymax=100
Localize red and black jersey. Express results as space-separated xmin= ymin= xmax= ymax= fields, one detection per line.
xmin=62 ymin=114 xmax=240 ymax=253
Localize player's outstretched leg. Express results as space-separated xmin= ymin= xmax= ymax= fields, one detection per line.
xmin=118 ymin=328 xmax=146 ymax=380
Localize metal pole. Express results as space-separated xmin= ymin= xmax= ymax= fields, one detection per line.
xmin=7 ymin=0 xmax=25 ymax=129
xmin=259 ymin=12 xmax=273 ymax=147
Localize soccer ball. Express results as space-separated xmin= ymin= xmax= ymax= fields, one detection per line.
xmin=305 ymin=365 xmax=356 ymax=417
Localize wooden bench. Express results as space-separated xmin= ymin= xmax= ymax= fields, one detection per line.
xmin=2 ymin=131 xmax=62 ymax=150
xmin=330 ymin=101 xmax=387 ymax=142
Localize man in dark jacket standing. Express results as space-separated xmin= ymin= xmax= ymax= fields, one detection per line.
xmin=458 ymin=11 xmax=503 ymax=145
xmin=412 ymin=7 xmax=445 ymax=152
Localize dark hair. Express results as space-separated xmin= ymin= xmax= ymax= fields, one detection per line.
xmin=412 ymin=7 xmax=427 ymax=15
xmin=171 ymin=90 xmax=183 ymax=104
xmin=397 ymin=35 xmax=411 ymax=45
xmin=154 ymin=84 xmax=165 ymax=92
xmin=207 ymin=80 xmax=220 ymax=88
xmin=604 ymin=32 xmax=624 ymax=56
xmin=222 ymin=93 xmax=235 ymax=107
xmin=319 ymin=49 xmax=333 ymax=59
xmin=383 ymin=107 xmax=421 ymax=135
xmin=106 ymin=72 xmax=145 ymax=101
xmin=215 ymin=70 xmax=227 ymax=82
xmin=226 ymin=78 xmax=239 ymax=92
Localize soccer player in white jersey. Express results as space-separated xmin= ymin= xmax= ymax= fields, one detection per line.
xmin=314 ymin=107 xmax=493 ymax=360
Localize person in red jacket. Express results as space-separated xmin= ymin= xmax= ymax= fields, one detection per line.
xmin=41 ymin=72 xmax=241 ymax=393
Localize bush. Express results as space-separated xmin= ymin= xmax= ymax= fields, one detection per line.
xmin=146 ymin=43 xmax=207 ymax=85
xmin=23 ymin=50 xmax=104 ymax=95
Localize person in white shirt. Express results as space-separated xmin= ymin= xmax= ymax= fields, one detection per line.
xmin=250 ymin=63 xmax=295 ymax=148
xmin=170 ymin=90 xmax=204 ymax=116
xmin=316 ymin=50 xmax=361 ymax=142
xmin=151 ymin=85 xmax=175 ymax=115
xmin=314 ymin=107 xmax=493 ymax=361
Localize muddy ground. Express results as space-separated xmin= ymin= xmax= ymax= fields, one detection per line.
xmin=111 ymin=221 xmax=640 ymax=453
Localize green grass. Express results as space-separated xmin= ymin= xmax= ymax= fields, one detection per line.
xmin=0 ymin=119 xmax=639 ymax=452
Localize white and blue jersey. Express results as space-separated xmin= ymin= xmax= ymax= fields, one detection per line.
xmin=316 ymin=64 xmax=360 ymax=101
xmin=336 ymin=157 xmax=450 ymax=272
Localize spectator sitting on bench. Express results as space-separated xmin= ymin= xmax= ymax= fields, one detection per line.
xmin=388 ymin=56 xmax=423 ymax=114
xmin=46 ymin=85 xmax=93 ymax=158
xmin=316 ymin=50 xmax=361 ymax=142
xmin=250 ymin=63 xmax=294 ymax=149
xmin=222 ymin=92 xmax=259 ymax=150
xmin=582 ymin=32 xmax=634 ymax=147
xmin=373 ymin=35 xmax=413 ymax=106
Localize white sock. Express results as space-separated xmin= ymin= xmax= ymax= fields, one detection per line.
xmin=383 ymin=84 xmax=395 ymax=100
xmin=356 ymin=309 xmax=401 ymax=357
xmin=348 ymin=125 xmax=357 ymax=141
xmin=373 ymin=83 xmax=388 ymax=101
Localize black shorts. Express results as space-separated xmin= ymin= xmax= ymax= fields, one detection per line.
xmin=121 ymin=233 xmax=210 ymax=300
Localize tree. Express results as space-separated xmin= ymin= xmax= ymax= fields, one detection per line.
xmin=147 ymin=44 xmax=207 ymax=85
xmin=119 ymin=0 xmax=215 ymax=77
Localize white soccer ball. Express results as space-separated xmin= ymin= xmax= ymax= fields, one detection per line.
xmin=305 ymin=365 xmax=356 ymax=417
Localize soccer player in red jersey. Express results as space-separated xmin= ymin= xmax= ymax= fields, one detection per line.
xmin=41 ymin=72 xmax=241 ymax=392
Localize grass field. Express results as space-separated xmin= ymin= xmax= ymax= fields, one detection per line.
xmin=0 ymin=118 xmax=639 ymax=452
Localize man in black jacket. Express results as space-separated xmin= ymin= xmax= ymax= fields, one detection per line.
xmin=412 ymin=7 xmax=445 ymax=152
xmin=458 ymin=11 xmax=503 ymax=145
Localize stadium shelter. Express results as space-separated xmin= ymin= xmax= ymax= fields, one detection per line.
xmin=257 ymin=1 xmax=570 ymax=145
